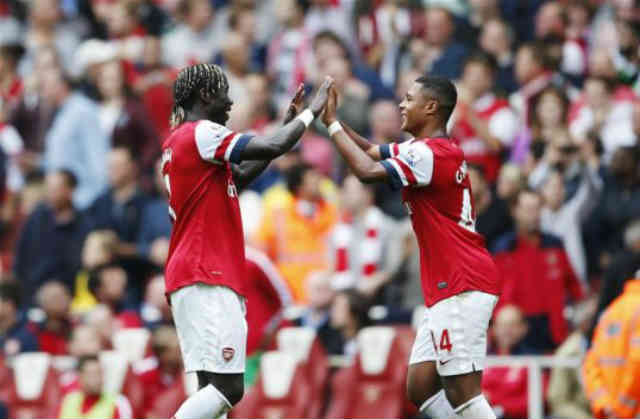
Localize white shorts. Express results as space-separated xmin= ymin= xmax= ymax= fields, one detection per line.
xmin=170 ymin=284 xmax=247 ymax=374
xmin=409 ymin=291 xmax=498 ymax=376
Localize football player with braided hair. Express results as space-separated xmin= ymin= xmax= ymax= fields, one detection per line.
xmin=162 ymin=63 xmax=333 ymax=419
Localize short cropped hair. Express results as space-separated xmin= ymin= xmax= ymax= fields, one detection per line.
xmin=415 ymin=75 xmax=458 ymax=123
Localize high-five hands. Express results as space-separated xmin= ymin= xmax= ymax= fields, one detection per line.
xmin=322 ymin=83 xmax=339 ymax=127
xmin=309 ymin=76 xmax=334 ymax=117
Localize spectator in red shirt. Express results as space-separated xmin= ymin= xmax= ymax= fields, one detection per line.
xmin=29 ymin=280 xmax=72 ymax=355
xmin=60 ymin=325 xmax=105 ymax=394
xmin=88 ymin=263 xmax=142 ymax=329
xmin=134 ymin=326 xmax=182 ymax=417
xmin=483 ymin=305 xmax=546 ymax=419
xmin=0 ymin=44 xmax=24 ymax=106
xmin=493 ymin=189 xmax=584 ymax=352
xmin=139 ymin=274 xmax=172 ymax=329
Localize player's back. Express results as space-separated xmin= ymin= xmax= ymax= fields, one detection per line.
xmin=161 ymin=120 xmax=247 ymax=297
xmin=399 ymin=138 xmax=500 ymax=306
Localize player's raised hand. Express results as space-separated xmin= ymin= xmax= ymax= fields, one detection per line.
xmin=283 ymin=83 xmax=305 ymax=124
xmin=309 ymin=76 xmax=334 ymax=117
xmin=322 ymin=84 xmax=339 ymax=126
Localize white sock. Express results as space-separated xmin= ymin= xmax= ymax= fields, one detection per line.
xmin=454 ymin=394 xmax=496 ymax=419
xmin=420 ymin=389 xmax=458 ymax=419
xmin=174 ymin=384 xmax=231 ymax=419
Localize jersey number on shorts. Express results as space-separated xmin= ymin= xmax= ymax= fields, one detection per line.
xmin=458 ymin=188 xmax=475 ymax=232
xmin=161 ymin=149 xmax=177 ymax=221
xmin=431 ymin=329 xmax=453 ymax=353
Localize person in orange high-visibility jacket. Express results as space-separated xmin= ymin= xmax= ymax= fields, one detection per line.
xmin=583 ymin=275 xmax=640 ymax=419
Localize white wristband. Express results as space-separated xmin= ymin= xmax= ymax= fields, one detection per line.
xmin=328 ymin=121 xmax=343 ymax=136
xmin=295 ymin=109 xmax=314 ymax=128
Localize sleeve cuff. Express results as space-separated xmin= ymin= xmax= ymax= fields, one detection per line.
xmin=380 ymin=144 xmax=391 ymax=159
xmin=380 ymin=160 xmax=403 ymax=190
xmin=229 ymin=134 xmax=254 ymax=164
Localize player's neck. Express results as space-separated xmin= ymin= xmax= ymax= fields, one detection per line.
xmin=414 ymin=122 xmax=447 ymax=140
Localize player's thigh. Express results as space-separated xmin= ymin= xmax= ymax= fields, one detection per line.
xmin=407 ymin=308 xmax=441 ymax=405
xmin=170 ymin=283 xmax=248 ymax=374
xmin=428 ymin=291 xmax=497 ymax=377
xmin=441 ymin=370 xmax=483 ymax=408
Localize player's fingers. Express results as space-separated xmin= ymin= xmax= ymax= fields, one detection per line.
xmin=294 ymin=83 xmax=305 ymax=102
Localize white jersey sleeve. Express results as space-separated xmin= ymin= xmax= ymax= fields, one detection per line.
xmin=379 ymin=140 xmax=434 ymax=189
xmin=194 ymin=120 xmax=254 ymax=164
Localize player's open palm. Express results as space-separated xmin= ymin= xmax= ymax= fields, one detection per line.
xmin=283 ymin=83 xmax=305 ymax=124
xmin=309 ymin=76 xmax=334 ymax=117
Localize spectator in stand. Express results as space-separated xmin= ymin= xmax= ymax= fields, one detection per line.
xmin=21 ymin=0 xmax=81 ymax=75
xmin=493 ymin=189 xmax=583 ymax=352
xmin=539 ymin=142 xmax=602 ymax=284
xmin=592 ymin=219 xmax=640 ymax=325
xmin=585 ymin=146 xmax=640 ymax=271
xmin=483 ymin=305 xmax=540 ymax=419
xmin=0 ymin=98 xmax=25 ymax=235
xmin=244 ymin=246 xmax=293 ymax=356
xmin=139 ymin=274 xmax=171 ymax=329
xmin=219 ymin=31 xmax=251 ymax=125
xmin=40 ymin=68 xmax=109 ymax=209
xmin=95 ymin=60 xmax=159 ymax=176
xmin=134 ymin=326 xmax=182 ymax=418
xmin=60 ymin=325 xmax=105 ymax=395
xmin=0 ymin=280 xmax=38 ymax=356
xmin=323 ymin=55 xmax=371 ymax=136
xmin=367 ymin=100 xmax=406 ymax=219
xmin=466 ymin=0 xmax=502 ymax=45
xmin=9 ymin=45 xmax=59 ymax=168
xmin=88 ymin=146 xmax=150 ymax=259
xmin=14 ymin=170 xmax=90 ymax=304
xmin=131 ymin=36 xmax=176 ymax=140
xmin=294 ymin=271 xmax=342 ymax=355
xmin=30 ymin=280 xmax=72 ymax=355
xmin=88 ymin=263 xmax=142 ymax=328
xmin=243 ymin=73 xmax=277 ymax=133
xmin=304 ymin=0 xmax=356 ymax=51
xmin=137 ymin=159 xmax=170 ymax=268
xmin=583 ymin=273 xmax=640 ymax=419
xmin=421 ymin=7 xmax=468 ymax=80
xmin=547 ymin=297 xmax=596 ymax=419
xmin=510 ymin=42 xmax=554 ymax=122
xmin=58 ymin=355 xmax=133 ymax=419
xmin=468 ymin=164 xmax=513 ymax=251
xmin=84 ymin=304 xmax=117 ymax=349
xmin=451 ymin=52 xmax=519 ymax=183
xmin=512 ymin=86 xmax=569 ymax=166
xmin=162 ymin=0 xmax=224 ymax=68
xmin=329 ymin=288 xmax=370 ymax=359
xmin=479 ymin=19 xmax=518 ymax=94
xmin=329 ymin=175 xmax=401 ymax=301
xmin=0 ymin=43 xmax=25 ymax=106
xmin=570 ymin=77 xmax=636 ymax=161
xmin=254 ymin=163 xmax=337 ymax=302
xmin=267 ymin=0 xmax=312 ymax=110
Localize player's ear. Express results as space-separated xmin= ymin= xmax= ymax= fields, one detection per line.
xmin=424 ymin=99 xmax=438 ymax=116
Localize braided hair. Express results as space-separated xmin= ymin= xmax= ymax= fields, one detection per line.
xmin=170 ymin=63 xmax=229 ymax=129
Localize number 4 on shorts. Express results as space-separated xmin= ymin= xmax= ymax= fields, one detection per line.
xmin=439 ymin=329 xmax=452 ymax=352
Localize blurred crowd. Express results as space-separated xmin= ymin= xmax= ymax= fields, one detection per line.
xmin=0 ymin=0 xmax=640 ymax=417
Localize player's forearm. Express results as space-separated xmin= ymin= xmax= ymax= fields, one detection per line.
xmin=240 ymin=110 xmax=314 ymax=160
xmin=232 ymin=160 xmax=271 ymax=190
xmin=342 ymin=121 xmax=382 ymax=160
xmin=329 ymin=124 xmax=387 ymax=183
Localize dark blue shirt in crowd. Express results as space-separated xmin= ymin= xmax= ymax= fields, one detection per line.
xmin=137 ymin=198 xmax=172 ymax=257
xmin=14 ymin=204 xmax=90 ymax=306
xmin=430 ymin=42 xmax=469 ymax=80
xmin=88 ymin=188 xmax=150 ymax=243
xmin=0 ymin=315 xmax=39 ymax=356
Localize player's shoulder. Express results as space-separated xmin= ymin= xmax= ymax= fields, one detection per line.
xmin=421 ymin=137 xmax=463 ymax=161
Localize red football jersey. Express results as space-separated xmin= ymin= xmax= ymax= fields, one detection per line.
xmin=380 ymin=137 xmax=500 ymax=307
xmin=161 ymin=120 xmax=253 ymax=296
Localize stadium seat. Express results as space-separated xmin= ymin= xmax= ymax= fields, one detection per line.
xmin=276 ymin=327 xmax=329 ymax=416
xmin=112 ymin=328 xmax=151 ymax=363
xmin=99 ymin=350 xmax=144 ymax=417
xmin=231 ymin=351 xmax=311 ymax=418
xmin=7 ymin=352 xmax=61 ymax=418
xmin=325 ymin=326 xmax=408 ymax=418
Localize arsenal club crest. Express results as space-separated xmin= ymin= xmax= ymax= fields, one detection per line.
xmin=222 ymin=347 xmax=235 ymax=362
